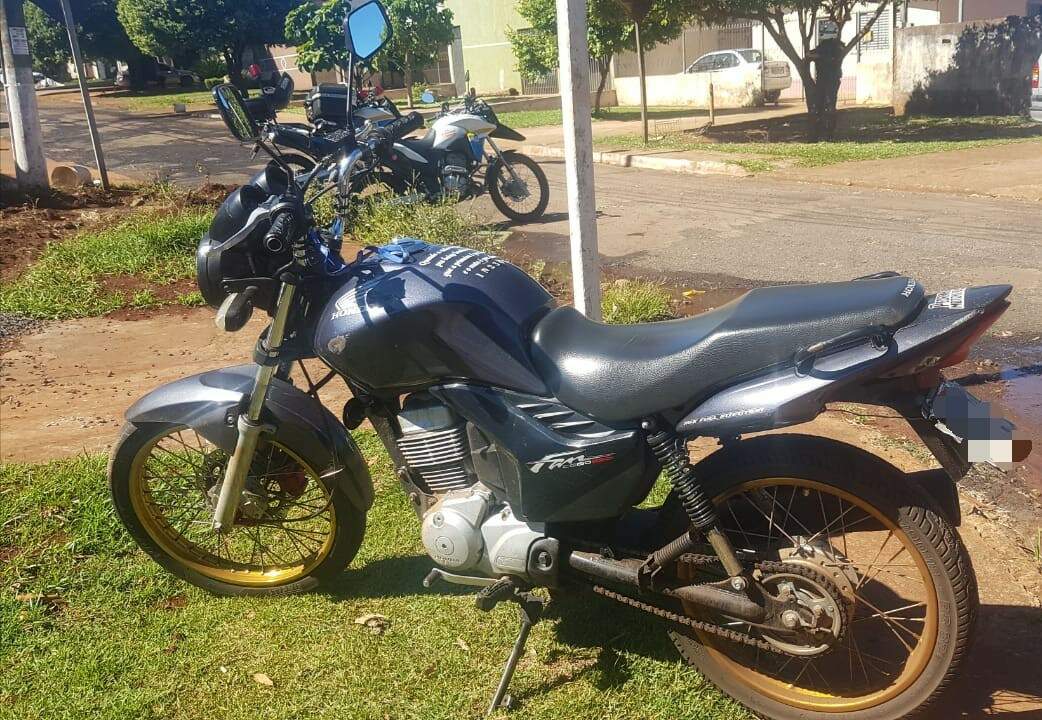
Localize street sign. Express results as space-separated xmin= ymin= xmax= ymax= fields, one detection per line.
xmin=819 ymin=19 xmax=839 ymax=40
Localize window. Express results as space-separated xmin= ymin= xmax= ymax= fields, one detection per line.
xmin=858 ymin=8 xmax=891 ymax=52
xmin=738 ymin=49 xmax=763 ymax=64
xmin=688 ymin=54 xmax=717 ymax=73
xmin=718 ymin=53 xmax=740 ymax=69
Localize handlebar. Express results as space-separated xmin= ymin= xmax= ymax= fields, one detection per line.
xmin=386 ymin=111 xmax=424 ymax=141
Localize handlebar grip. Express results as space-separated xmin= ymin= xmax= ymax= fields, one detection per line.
xmin=263 ymin=212 xmax=294 ymax=252
xmin=384 ymin=111 xmax=424 ymax=142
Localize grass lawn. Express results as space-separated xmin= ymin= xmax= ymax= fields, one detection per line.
xmin=0 ymin=434 xmax=744 ymax=720
xmin=596 ymin=114 xmax=1042 ymax=169
xmin=119 ymin=90 xmax=217 ymax=112
xmin=498 ymin=106 xmax=696 ymax=129
xmin=0 ymin=193 xmax=487 ymax=321
xmin=0 ymin=207 xmax=212 ymax=319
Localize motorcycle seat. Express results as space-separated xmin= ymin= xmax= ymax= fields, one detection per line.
xmin=530 ymin=275 xmax=925 ymax=424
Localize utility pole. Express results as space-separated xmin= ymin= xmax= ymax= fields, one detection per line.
xmin=554 ymin=0 xmax=601 ymax=320
xmin=1 ymin=0 xmax=49 ymax=191
xmin=59 ymin=0 xmax=109 ymax=189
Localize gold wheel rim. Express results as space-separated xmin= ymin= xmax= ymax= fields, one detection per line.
xmin=686 ymin=478 xmax=938 ymax=713
xmin=129 ymin=427 xmax=337 ymax=587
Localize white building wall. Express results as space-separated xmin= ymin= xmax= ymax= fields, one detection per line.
xmin=749 ymin=5 xmax=938 ymax=104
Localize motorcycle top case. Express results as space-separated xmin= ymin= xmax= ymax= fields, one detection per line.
xmin=305 ymin=83 xmax=350 ymax=124
xmin=315 ymin=243 xmax=556 ymax=396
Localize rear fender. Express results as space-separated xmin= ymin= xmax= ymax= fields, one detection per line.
xmin=125 ymin=365 xmax=374 ymax=512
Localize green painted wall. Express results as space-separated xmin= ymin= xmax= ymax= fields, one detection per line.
xmin=443 ymin=0 xmax=528 ymax=94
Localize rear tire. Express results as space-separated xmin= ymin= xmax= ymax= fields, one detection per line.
xmin=665 ymin=434 xmax=977 ymax=720
xmin=764 ymin=90 xmax=781 ymax=104
xmin=488 ymin=153 xmax=549 ymax=223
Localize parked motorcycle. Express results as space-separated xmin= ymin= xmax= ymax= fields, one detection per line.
xmin=360 ymin=91 xmax=550 ymax=222
xmin=107 ymin=3 xmax=1029 ymax=719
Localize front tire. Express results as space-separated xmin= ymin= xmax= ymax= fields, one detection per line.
xmin=108 ymin=422 xmax=365 ymax=597
xmin=667 ymin=434 xmax=976 ymax=720
xmin=488 ymin=153 xmax=549 ymax=223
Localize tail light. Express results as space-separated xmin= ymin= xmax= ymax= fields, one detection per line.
xmin=936 ymin=307 xmax=1006 ymax=369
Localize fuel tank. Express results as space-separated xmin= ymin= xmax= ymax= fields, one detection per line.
xmin=315 ymin=244 xmax=555 ymax=396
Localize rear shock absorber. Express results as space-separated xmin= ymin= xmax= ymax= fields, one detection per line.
xmin=646 ymin=429 xmax=745 ymax=581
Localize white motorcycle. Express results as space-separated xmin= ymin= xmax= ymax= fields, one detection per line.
xmin=360 ymin=91 xmax=550 ymax=222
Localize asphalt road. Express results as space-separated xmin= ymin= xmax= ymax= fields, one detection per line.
xmin=25 ymin=103 xmax=1042 ymax=334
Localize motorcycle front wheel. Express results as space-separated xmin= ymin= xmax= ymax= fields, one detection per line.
xmin=669 ymin=434 xmax=977 ymax=720
xmin=109 ymin=422 xmax=365 ymax=596
xmin=488 ymin=153 xmax=549 ymax=223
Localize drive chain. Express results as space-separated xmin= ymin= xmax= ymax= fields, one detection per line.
xmin=592 ymin=553 xmax=847 ymax=656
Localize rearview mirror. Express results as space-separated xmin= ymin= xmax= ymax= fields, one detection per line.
xmin=212 ymin=84 xmax=259 ymax=142
xmin=345 ymin=1 xmax=392 ymax=61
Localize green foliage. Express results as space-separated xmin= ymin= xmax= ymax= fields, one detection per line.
xmin=190 ymin=54 xmax=227 ymax=79
xmin=601 ymin=280 xmax=675 ymax=324
xmin=286 ymin=0 xmax=453 ymax=98
xmin=0 ymin=210 xmax=212 ymax=319
xmin=508 ymin=0 xmax=693 ymax=77
xmin=349 ymin=198 xmax=485 ymax=249
xmin=117 ymin=0 xmax=302 ymax=82
xmin=0 ymin=444 xmax=746 ymax=720
xmin=25 ymin=2 xmax=70 ymax=80
xmin=204 ymin=77 xmax=224 ymax=90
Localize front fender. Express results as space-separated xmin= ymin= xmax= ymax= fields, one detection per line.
xmin=126 ymin=365 xmax=374 ymax=512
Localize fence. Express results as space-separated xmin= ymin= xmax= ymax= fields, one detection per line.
xmin=613 ymin=22 xmax=755 ymax=77
xmin=520 ymin=57 xmax=613 ymax=95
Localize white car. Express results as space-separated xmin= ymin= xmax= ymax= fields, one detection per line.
xmin=686 ymin=49 xmax=791 ymax=105
xmin=33 ymin=72 xmax=62 ymax=89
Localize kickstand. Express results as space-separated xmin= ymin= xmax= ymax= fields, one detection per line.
xmin=486 ymin=591 xmax=544 ymax=717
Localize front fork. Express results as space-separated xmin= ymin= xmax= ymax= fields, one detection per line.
xmin=211 ymin=282 xmax=297 ymax=533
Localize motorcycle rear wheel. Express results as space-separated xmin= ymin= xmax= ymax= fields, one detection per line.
xmin=109 ymin=421 xmax=365 ymax=596
xmin=669 ymin=434 xmax=976 ymax=720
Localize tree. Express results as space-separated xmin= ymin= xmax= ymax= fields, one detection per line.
xmin=687 ymin=0 xmax=894 ymax=140
xmin=31 ymin=0 xmax=155 ymax=88
xmin=508 ymin=0 xmax=693 ymax=121
xmin=117 ymin=0 xmax=303 ymax=89
xmin=287 ymin=0 xmax=454 ymax=108
xmin=25 ymin=1 xmax=70 ymax=80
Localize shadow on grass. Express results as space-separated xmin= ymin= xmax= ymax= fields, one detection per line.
xmin=703 ymin=106 xmax=1042 ymax=144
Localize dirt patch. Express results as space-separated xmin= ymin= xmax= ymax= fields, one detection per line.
xmin=0 ymin=182 xmax=231 ymax=284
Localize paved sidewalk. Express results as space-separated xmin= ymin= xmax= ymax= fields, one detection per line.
xmin=511 ymin=100 xmax=810 ymax=148
xmin=783 ymin=140 xmax=1042 ymax=202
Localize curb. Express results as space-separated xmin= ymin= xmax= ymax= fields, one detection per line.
xmin=519 ymin=144 xmax=749 ymax=177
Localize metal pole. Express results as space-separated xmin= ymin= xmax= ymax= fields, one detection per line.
xmin=1 ymin=0 xmax=49 ymax=191
xmin=554 ymin=0 xmax=601 ymax=320
xmin=957 ymin=0 xmax=964 ymax=22
xmin=58 ymin=0 xmax=108 ymax=189
xmin=635 ymin=21 xmax=648 ymax=145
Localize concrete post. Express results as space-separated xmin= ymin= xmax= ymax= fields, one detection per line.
xmin=635 ymin=21 xmax=648 ymax=145
xmin=59 ymin=0 xmax=109 ymax=189
xmin=1 ymin=0 xmax=49 ymax=191
xmin=554 ymin=0 xmax=601 ymax=320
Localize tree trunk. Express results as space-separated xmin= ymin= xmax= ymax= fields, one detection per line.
xmin=806 ymin=41 xmax=843 ymax=141
xmin=594 ymin=56 xmax=610 ymax=115
xmin=405 ymin=52 xmax=414 ymax=109
xmin=635 ymin=21 xmax=648 ymax=145
xmin=223 ymin=45 xmax=245 ymax=92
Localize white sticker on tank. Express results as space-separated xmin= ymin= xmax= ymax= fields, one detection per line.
xmin=419 ymin=245 xmax=505 ymax=279
xmin=330 ymin=291 xmax=366 ymax=321
xmin=928 ymin=288 xmax=966 ymax=310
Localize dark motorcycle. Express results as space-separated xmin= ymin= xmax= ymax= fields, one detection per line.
xmin=107 ymin=3 xmax=1028 ymax=719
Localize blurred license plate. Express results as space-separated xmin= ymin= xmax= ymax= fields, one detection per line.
xmin=925 ymin=382 xmax=1031 ymax=465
